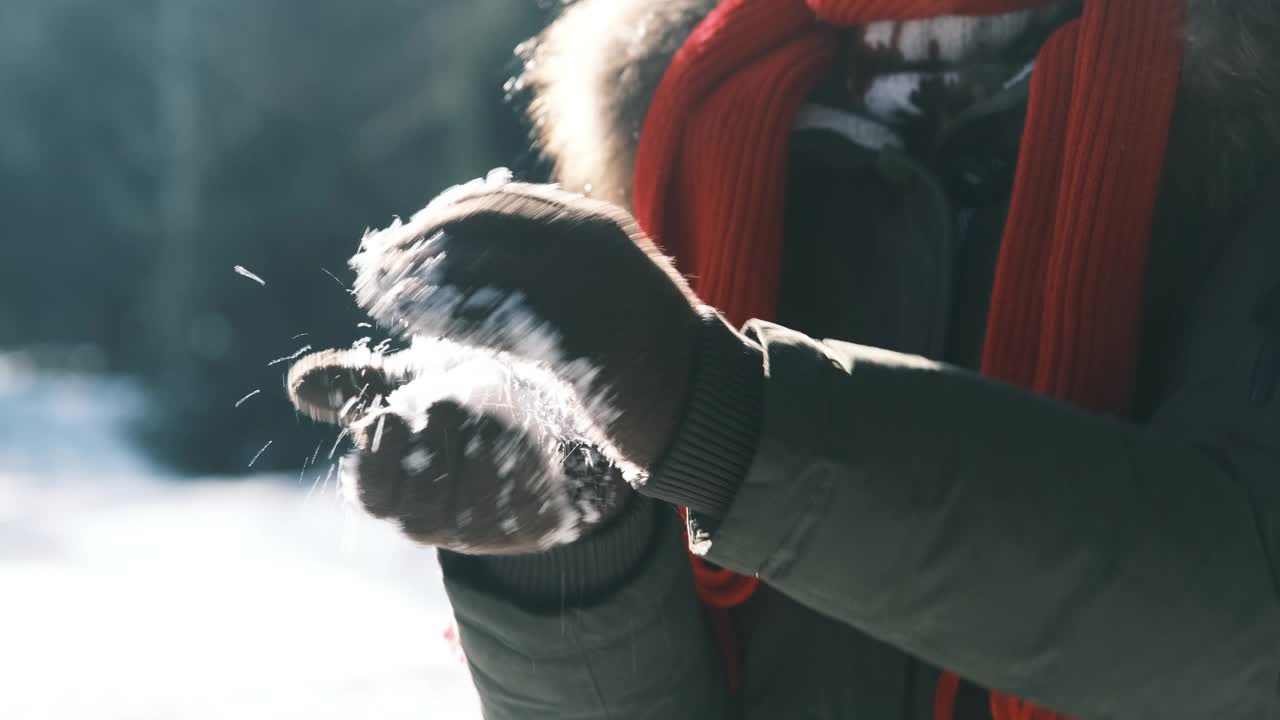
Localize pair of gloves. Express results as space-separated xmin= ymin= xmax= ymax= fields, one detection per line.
xmin=288 ymin=171 xmax=738 ymax=555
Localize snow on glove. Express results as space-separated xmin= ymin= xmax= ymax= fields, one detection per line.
xmin=349 ymin=169 xmax=704 ymax=473
xmin=287 ymin=342 xmax=631 ymax=555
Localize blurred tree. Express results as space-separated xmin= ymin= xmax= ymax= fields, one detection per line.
xmin=0 ymin=0 xmax=161 ymax=365
xmin=0 ymin=0 xmax=555 ymax=474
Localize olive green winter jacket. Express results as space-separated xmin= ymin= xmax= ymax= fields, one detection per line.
xmin=442 ymin=81 xmax=1280 ymax=720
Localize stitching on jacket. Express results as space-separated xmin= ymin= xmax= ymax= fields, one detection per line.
xmin=758 ymin=467 xmax=837 ymax=579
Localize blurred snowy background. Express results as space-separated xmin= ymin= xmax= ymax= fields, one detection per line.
xmin=0 ymin=357 xmax=482 ymax=719
xmin=0 ymin=0 xmax=563 ymax=717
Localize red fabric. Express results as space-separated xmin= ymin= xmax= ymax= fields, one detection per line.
xmin=632 ymin=0 xmax=1185 ymax=718
xmin=679 ymin=508 xmax=761 ymax=608
xmin=935 ymin=670 xmax=962 ymax=720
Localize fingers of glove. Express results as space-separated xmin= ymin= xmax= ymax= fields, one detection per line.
xmin=287 ymin=349 xmax=412 ymax=425
xmin=397 ymin=409 xmax=564 ymax=554
xmin=341 ymin=398 xmax=564 ymax=552
xmin=345 ymin=408 xmax=415 ymax=518
xmin=560 ymin=441 xmax=628 ymax=525
xmin=341 ymin=395 xmax=633 ymax=554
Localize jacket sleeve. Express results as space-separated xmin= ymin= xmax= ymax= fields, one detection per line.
xmin=671 ymin=201 xmax=1280 ymax=718
xmin=441 ymin=503 xmax=729 ymax=720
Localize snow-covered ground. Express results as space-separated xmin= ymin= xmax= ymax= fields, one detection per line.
xmin=0 ymin=358 xmax=481 ymax=719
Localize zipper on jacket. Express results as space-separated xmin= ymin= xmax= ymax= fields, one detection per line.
xmin=1249 ymin=282 xmax=1280 ymax=407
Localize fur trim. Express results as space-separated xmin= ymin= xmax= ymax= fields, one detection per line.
xmin=518 ymin=0 xmax=717 ymax=209
xmin=522 ymin=0 xmax=1280 ymax=211
xmin=1171 ymin=0 xmax=1280 ymax=210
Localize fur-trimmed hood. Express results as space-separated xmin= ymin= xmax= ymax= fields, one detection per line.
xmin=519 ymin=0 xmax=1280 ymax=212
xmin=518 ymin=0 xmax=717 ymax=209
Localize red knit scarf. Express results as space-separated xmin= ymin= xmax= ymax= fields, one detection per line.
xmin=631 ymin=1 xmax=1185 ymax=718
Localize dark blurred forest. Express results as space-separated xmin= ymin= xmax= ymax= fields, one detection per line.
xmin=0 ymin=0 xmax=556 ymax=474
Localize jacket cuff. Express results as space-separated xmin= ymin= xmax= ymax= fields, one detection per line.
xmin=438 ymin=493 xmax=660 ymax=608
xmin=638 ymin=310 xmax=765 ymax=519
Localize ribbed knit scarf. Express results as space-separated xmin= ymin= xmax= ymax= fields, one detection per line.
xmin=631 ymin=1 xmax=1185 ymax=719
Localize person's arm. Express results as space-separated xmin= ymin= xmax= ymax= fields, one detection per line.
xmin=316 ymin=174 xmax=1280 ymax=718
xmin=286 ymin=348 xmax=729 ymax=720
xmin=646 ymin=201 xmax=1280 ymax=718
xmin=440 ymin=500 xmax=729 ymax=720
xmin=286 ymin=188 xmax=733 ymax=720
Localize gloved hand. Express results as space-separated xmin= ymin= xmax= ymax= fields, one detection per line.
xmin=288 ymin=169 xmax=757 ymax=554
xmin=287 ymin=343 xmax=632 ymax=555
xmin=348 ymin=170 xmax=705 ymax=470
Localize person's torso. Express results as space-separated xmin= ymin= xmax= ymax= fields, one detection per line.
xmin=736 ymin=65 xmax=1236 ymax=720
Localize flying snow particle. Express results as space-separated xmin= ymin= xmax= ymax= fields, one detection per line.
xmin=370 ymin=414 xmax=388 ymax=453
xmin=233 ymin=265 xmax=266 ymax=286
xmin=248 ymin=440 xmax=273 ymax=467
xmin=401 ymin=447 xmax=434 ymax=475
xmin=321 ymin=267 xmax=348 ymax=290
xmin=328 ymin=429 xmax=349 ymax=460
xmin=234 ymin=389 xmax=261 ymax=407
xmin=267 ymin=345 xmax=313 ymax=366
